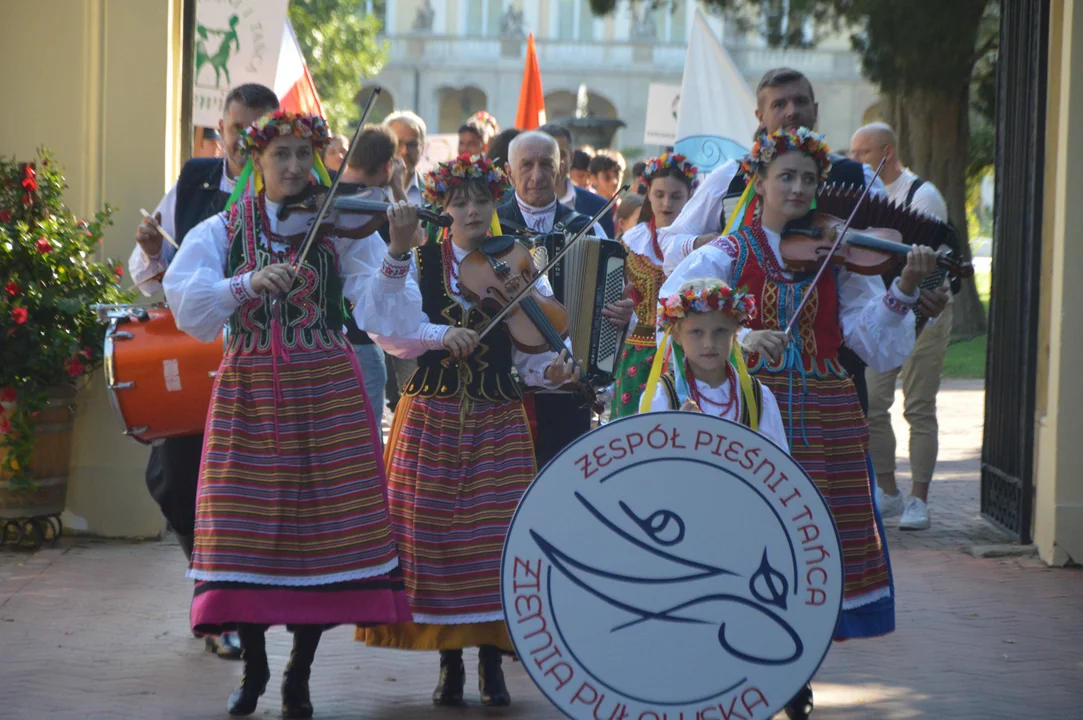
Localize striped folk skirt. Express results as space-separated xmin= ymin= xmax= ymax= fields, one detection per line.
xmin=358 ymin=393 xmax=536 ymax=651
xmin=755 ymin=370 xmax=894 ymax=640
xmin=188 ymin=346 xmax=411 ymax=634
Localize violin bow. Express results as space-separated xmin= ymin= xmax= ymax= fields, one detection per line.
xmin=782 ymin=158 xmax=886 ymax=336
xmin=472 ymin=185 xmax=628 ymax=343
xmin=285 ymin=87 xmax=382 ymax=277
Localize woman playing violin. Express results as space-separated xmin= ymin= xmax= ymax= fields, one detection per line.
xmin=163 ymin=110 xmax=418 ymax=718
xmin=356 ymin=154 xmax=578 ymax=708
xmin=660 ymin=127 xmax=937 ymax=719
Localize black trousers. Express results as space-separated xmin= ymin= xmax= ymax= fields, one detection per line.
xmin=144 ymin=434 xmax=204 ymax=536
xmin=530 ymin=392 xmax=593 ymax=470
xmin=837 ymin=345 xmax=869 ymax=416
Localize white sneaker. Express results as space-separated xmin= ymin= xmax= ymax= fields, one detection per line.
xmin=876 ymin=487 xmax=905 ymax=518
xmin=899 ymin=496 xmax=931 ymax=531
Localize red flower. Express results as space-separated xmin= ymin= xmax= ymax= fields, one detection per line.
xmin=11 ymin=307 xmax=28 ymax=324
xmin=64 ymin=357 xmax=85 ymax=377
xmin=114 ymin=264 xmax=124 ymax=277
xmin=627 ymin=364 xmax=638 ymax=377
xmin=21 ymin=166 xmax=37 ymax=193
xmin=80 ymin=347 xmax=94 ymax=360
xmin=0 ymin=387 xmax=16 ymax=403
xmin=4 ymin=281 xmax=18 ymax=297
xmin=0 ymin=417 xmax=11 ymax=435
xmin=0 ymin=210 xmax=11 ymax=223
xmin=621 ymin=392 xmax=632 ymax=405
xmin=35 ymin=237 xmax=52 ymax=254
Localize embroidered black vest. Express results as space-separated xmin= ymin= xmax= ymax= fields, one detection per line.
xmin=224 ymin=197 xmax=348 ymax=354
xmin=404 ymin=242 xmax=520 ymax=402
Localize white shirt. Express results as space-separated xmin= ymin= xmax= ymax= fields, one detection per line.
xmin=162 ymin=199 xmax=422 ymax=343
xmin=558 ymin=180 xmax=577 ymax=209
xmin=405 ymin=171 xmax=423 ymax=207
xmin=884 ymin=167 xmax=948 ymax=222
xmin=364 ymin=242 xmax=569 ymax=390
xmin=659 ymin=158 xmax=886 ymax=275
xmin=659 ymin=225 xmax=919 ymax=373
xmin=647 ymin=373 xmax=790 ymax=451
xmin=514 ymin=194 xmax=608 ymax=238
xmin=129 ymin=158 xmax=236 ymax=297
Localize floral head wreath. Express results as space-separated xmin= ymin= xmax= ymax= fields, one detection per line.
xmin=468 ymin=110 xmax=500 ymax=138
xmin=740 ymin=127 xmax=832 ymax=183
xmin=658 ymin=281 xmax=758 ymax=330
xmin=423 ymin=153 xmax=508 ymax=206
xmin=241 ymin=110 xmax=331 ymax=154
xmin=643 ymin=152 xmax=699 ymax=191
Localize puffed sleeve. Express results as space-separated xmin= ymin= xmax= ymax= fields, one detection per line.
xmin=659 ymin=161 xmax=738 ymax=274
xmin=835 ymin=270 xmax=918 ymax=372
xmin=127 ymin=185 xmax=178 ymax=296
xmin=755 ymin=384 xmax=790 ymax=452
xmin=647 ymin=382 xmax=675 ymax=412
xmin=335 ymin=233 xmax=425 ymax=338
xmin=162 ymin=213 xmax=255 ymax=342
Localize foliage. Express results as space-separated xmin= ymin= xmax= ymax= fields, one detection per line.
xmin=0 ymin=149 xmax=133 ymax=490
xmin=288 ymin=0 xmax=389 ymax=134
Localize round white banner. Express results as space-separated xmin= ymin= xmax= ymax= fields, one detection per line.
xmin=502 ymin=412 xmax=843 ymax=720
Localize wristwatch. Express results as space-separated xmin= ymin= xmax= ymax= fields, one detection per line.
xmin=388 ymin=248 xmax=412 ymax=262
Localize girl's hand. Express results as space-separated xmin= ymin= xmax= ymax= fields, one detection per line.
xmin=898 ymin=245 xmax=937 ymax=296
xmin=545 ymin=350 xmax=581 ymax=386
xmin=250 ymin=263 xmax=296 ymax=295
xmin=742 ymin=330 xmax=789 ymax=365
xmin=387 ymin=201 xmax=423 ymax=256
xmin=680 ymin=398 xmax=702 ymax=412
xmin=443 ymin=328 xmax=479 ymax=358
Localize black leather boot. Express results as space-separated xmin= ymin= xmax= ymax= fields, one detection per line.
xmin=227 ymin=625 xmax=270 ymax=716
xmin=478 ymin=644 xmax=511 ymax=707
xmin=431 ymin=649 xmax=466 ymax=706
xmin=281 ymin=626 xmax=321 ymax=719
xmin=784 ymin=683 xmax=814 ymax=719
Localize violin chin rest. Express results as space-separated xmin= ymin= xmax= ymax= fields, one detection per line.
xmin=482 ymin=236 xmax=517 ymax=254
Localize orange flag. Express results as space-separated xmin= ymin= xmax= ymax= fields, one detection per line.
xmin=515 ymin=33 xmax=546 ymax=130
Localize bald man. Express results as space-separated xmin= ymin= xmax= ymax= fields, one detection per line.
xmin=850 ymin=121 xmax=952 ymax=532
xmin=497 ymin=131 xmax=632 ymax=469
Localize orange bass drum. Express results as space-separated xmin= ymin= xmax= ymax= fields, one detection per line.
xmin=99 ymin=304 xmax=226 ymax=443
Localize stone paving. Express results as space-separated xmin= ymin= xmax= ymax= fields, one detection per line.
xmin=1 ymin=380 xmax=1081 ymax=720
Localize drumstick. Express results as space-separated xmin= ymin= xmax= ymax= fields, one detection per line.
xmin=140 ymin=208 xmax=179 ymax=249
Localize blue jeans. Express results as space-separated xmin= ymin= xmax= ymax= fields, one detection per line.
xmin=353 ymin=343 xmax=387 ymax=426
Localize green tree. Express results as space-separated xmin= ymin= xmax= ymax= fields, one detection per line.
xmin=288 ymin=0 xmax=389 ymax=134
xmin=592 ymin=0 xmax=998 ymax=339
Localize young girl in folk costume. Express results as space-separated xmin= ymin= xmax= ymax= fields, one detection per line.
xmin=610 ymin=153 xmax=699 ymax=419
xmin=163 ymin=110 xmax=417 ymax=719
xmin=659 ymin=128 xmax=937 ymax=719
xmin=356 ymin=154 xmax=580 ymax=708
xmin=641 ymin=279 xmax=788 ymax=449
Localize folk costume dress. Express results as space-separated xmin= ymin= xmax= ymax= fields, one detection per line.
xmin=659 ymin=221 xmax=919 ymax=640
xmin=647 ymin=368 xmax=789 ymax=451
xmin=610 ymin=219 xmax=668 ymax=419
xmin=358 ymin=239 xmax=567 ymax=651
xmin=163 ymin=194 xmax=417 ymax=633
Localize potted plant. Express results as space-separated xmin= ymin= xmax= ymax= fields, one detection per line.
xmin=0 ymin=148 xmax=132 ymax=546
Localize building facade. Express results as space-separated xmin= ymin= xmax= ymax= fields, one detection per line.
xmin=366 ymin=0 xmax=880 ymax=157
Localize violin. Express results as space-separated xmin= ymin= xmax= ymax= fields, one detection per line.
xmin=454 ymin=235 xmax=599 ymax=407
xmin=276 ymin=184 xmax=451 ymax=240
xmin=779 ymin=213 xmax=974 ymax=279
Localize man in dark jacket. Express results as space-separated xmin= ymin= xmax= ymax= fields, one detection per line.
xmin=538 ymin=123 xmax=616 ymax=239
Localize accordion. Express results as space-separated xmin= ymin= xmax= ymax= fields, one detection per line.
xmin=526 ymin=233 xmax=627 ymax=386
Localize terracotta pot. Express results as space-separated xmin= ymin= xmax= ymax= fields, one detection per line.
xmin=0 ymin=387 xmax=76 ymax=519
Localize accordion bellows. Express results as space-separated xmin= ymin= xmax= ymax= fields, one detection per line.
xmin=529 ymin=234 xmax=627 ymax=386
